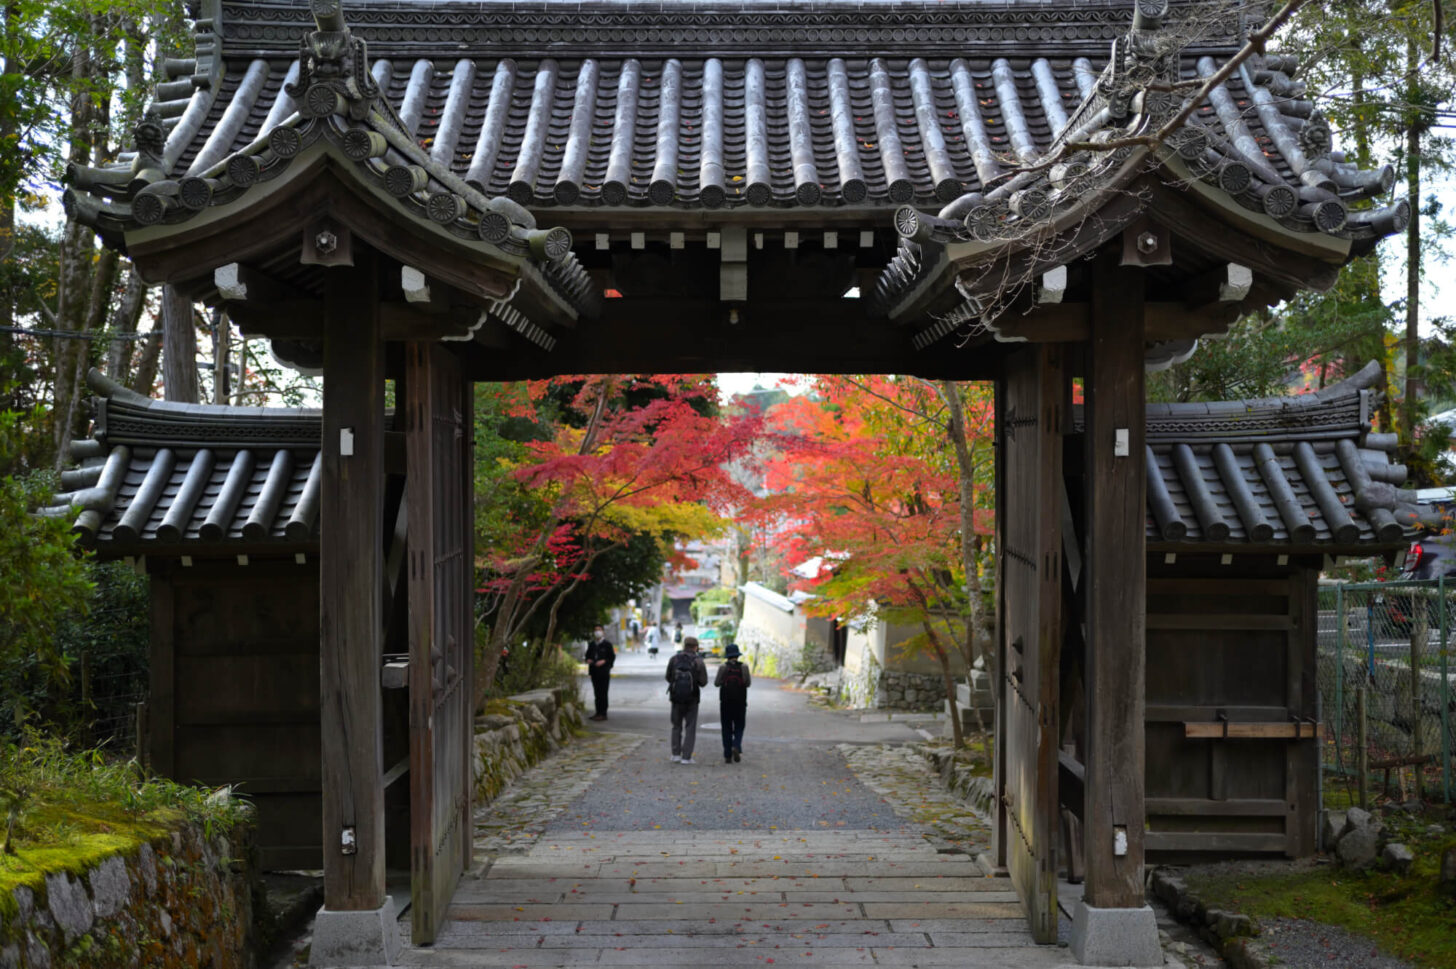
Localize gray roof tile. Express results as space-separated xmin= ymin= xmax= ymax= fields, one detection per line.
xmin=46 ymin=362 xmax=1424 ymax=555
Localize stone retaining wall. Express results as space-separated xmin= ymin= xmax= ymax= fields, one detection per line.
xmin=919 ymin=746 xmax=997 ymax=818
xmin=737 ymin=626 xmax=803 ymax=680
xmin=0 ymin=813 xmax=259 ymax=969
xmin=474 ymin=685 xmax=584 ymax=804
xmin=838 ymin=659 xmax=944 ymax=711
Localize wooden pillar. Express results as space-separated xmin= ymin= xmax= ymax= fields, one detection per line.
xmin=990 ymin=374 xmax=1009 ymax=872
xmin=320 ymin=252 xmax=387 ymax=912
xmin=1082 ymin=251 xmax=1147 ymax=909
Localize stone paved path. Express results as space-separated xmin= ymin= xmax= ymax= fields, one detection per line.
xmin=379 ymin=656 xmax=1203 ymax=968
xmin=395 ymin=726 xmax=1110 ymax=965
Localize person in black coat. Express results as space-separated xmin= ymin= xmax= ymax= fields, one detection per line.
xmin=584 ymin=625 xmax=616 ymax=721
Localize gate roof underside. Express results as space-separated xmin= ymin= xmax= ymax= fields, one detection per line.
xmin=63 ymin=0 xmax=1408 ymax=379
xmin=46 ymin=363 xmax=1429 ymax=558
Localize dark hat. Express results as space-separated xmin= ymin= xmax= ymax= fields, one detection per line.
xmin=724 ymin=643 xmax=741 ymax=658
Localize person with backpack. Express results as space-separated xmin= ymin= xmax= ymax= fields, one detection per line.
xmin=665 ymin=636 xmax=708 ymax=764
xmin=714 ymin=643 xmax=752 ymax=763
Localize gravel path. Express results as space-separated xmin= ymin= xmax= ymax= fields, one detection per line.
xmin=544 ymin=739 xmax=907 ymax=832
xmin=1257 ymin=917 xmax=1414 ymax=969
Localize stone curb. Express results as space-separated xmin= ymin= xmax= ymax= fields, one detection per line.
xmin=916 ymin=744 xmax=997 ymax=818
xmin=1149 ymin=868 xmax=1280 ymax=969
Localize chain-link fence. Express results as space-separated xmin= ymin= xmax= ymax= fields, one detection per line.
xmin=1318 ymin=579 xmax=1455 ymax=809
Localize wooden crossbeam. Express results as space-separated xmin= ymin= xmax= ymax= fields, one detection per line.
xmin=988 ymin=302 xmax=1242 ymax=343
xmin=1183 ymin=721 xmax=1326 ymax=740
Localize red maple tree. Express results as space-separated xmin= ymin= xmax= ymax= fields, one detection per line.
xmin=748 ymin=375 xmax=996 ymax=748
xmin=473 ymin=374 xmax=759 ymax=704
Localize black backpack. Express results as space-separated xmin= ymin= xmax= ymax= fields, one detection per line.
xmin=719 ymin=660 xmax=747 ymax=706
xmin=668 ymin=654 xmax=698 ymax=704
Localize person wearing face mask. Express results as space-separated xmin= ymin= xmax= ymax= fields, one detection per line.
xmin=584 ymin=625 xmax=616 ymax=721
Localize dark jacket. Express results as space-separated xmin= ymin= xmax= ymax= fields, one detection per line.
xmin=585 ymin=638 xmax=615 ymax=675
xmin=665 ymin=651 xmax=708 ymax=704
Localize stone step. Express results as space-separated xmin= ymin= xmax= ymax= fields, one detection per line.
xmin=397 ymin=945 xmax=1083 ymax=968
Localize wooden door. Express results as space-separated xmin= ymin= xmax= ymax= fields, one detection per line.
xmin=998 ymin=346 xmax=1064 ymax=942
xmin=407 ymin=343 xmax=475 ymax=945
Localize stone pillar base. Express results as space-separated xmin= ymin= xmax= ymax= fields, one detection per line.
xmin=1070 ymin=900 xmax=1161 ymax=967
xmin=309 ymin=897 xmax=402 ymax=967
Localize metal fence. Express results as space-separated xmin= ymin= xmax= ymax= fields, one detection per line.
xmin=1317 ymin=579 xmax=1454 ymax=808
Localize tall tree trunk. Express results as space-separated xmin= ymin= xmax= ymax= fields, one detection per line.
xmin=129 ymin=331 xmax=162 ymax=395
xmin=1400 ymin=34 xmax=1421 ymax=446
xmin=0 ymin=3 xmax=17 ymax=350
xmin=213 ymin=307 xmax=232 ymax=402
xmin=937 ymin=379 xmax=991 ymax=752
xmin=103 ymin=270 xmax=148 ymax=379
xmin=160 ymin=284 xmax=199 ymax=402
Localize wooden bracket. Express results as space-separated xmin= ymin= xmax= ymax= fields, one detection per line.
xmin=214 ymin=262 xmax=307 ymax=304
xmin=1186 ymin=263 xmax=1253 ymax=308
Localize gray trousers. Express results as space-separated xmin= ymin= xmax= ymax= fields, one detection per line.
xmin=670 ymin=701 xmax=699 ymax=758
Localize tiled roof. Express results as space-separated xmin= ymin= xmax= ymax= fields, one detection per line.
xmin=46 ymin=363 xmax=1423 ymax=555
xmin=1139 ymin=362 xmax=1426 ymax=548
xmin=40 ymin=371 xmax=324 ymax=550
xmin=61 ymin=0 xmax=597 ymax=325
xmin=67 ymin=0 xmax=1399 ymax=224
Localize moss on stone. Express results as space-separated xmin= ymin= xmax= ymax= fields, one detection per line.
xmin=0 ymin=803 xmax=175 ymax=906
xmin=1188 ymin=828 xmax=1456 ymax=969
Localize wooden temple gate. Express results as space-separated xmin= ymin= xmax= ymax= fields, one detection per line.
xmin=60 ymin=0 xmax=1412 ymax=963
xmin=996 ymin=346 xmax=1065 ymax=942
xmin=404 ymin=343 xmax=475 ymax=944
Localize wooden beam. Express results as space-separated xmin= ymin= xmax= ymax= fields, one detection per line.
xmin=1083 ymin=248 xmax=1147 ymax=910
xmin=990 ymin=302 xmax=1242 ymax=344
xmin=1146 ymin=798 xmax=1289 ymax=816
xmin=462 ymin=297 xmax=1013 ymax=381
xmin=1183 ymin=722 xmax=1326 ymax=740
xmin=231 ymin=299 xmax=489 ymax=343
xmin=227 ymin=300 xmax=321 ymax=340
xmin=380 ymin=303 xmax=484 ymax=341
xmin=319 ymin=251 xmax=387 ymax=912
xmin=1145 ymin=832 xmax=1288 ymax=853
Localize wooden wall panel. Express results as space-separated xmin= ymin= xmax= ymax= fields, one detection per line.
xmin=153 ymin=560 xmax=324 ymax=869
xmin=1143 ymin=557 xmax=1320 ymax=858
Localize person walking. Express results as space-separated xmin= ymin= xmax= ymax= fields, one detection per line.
xmin=584 ymin=625 xmax=616 ymax=721
xmin=665 ymin=635 xmax=708 ymax=764
xmin=714 ymin=643 xmax=752 ymax=763
xmin=645 ymin=621 xmax=663 ymax=657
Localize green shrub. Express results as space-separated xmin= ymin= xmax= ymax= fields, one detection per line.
xmin=487 ymin=640 xmax=583 ymax=699
xmin=0 ymin=730 xmax=250 ymax=903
